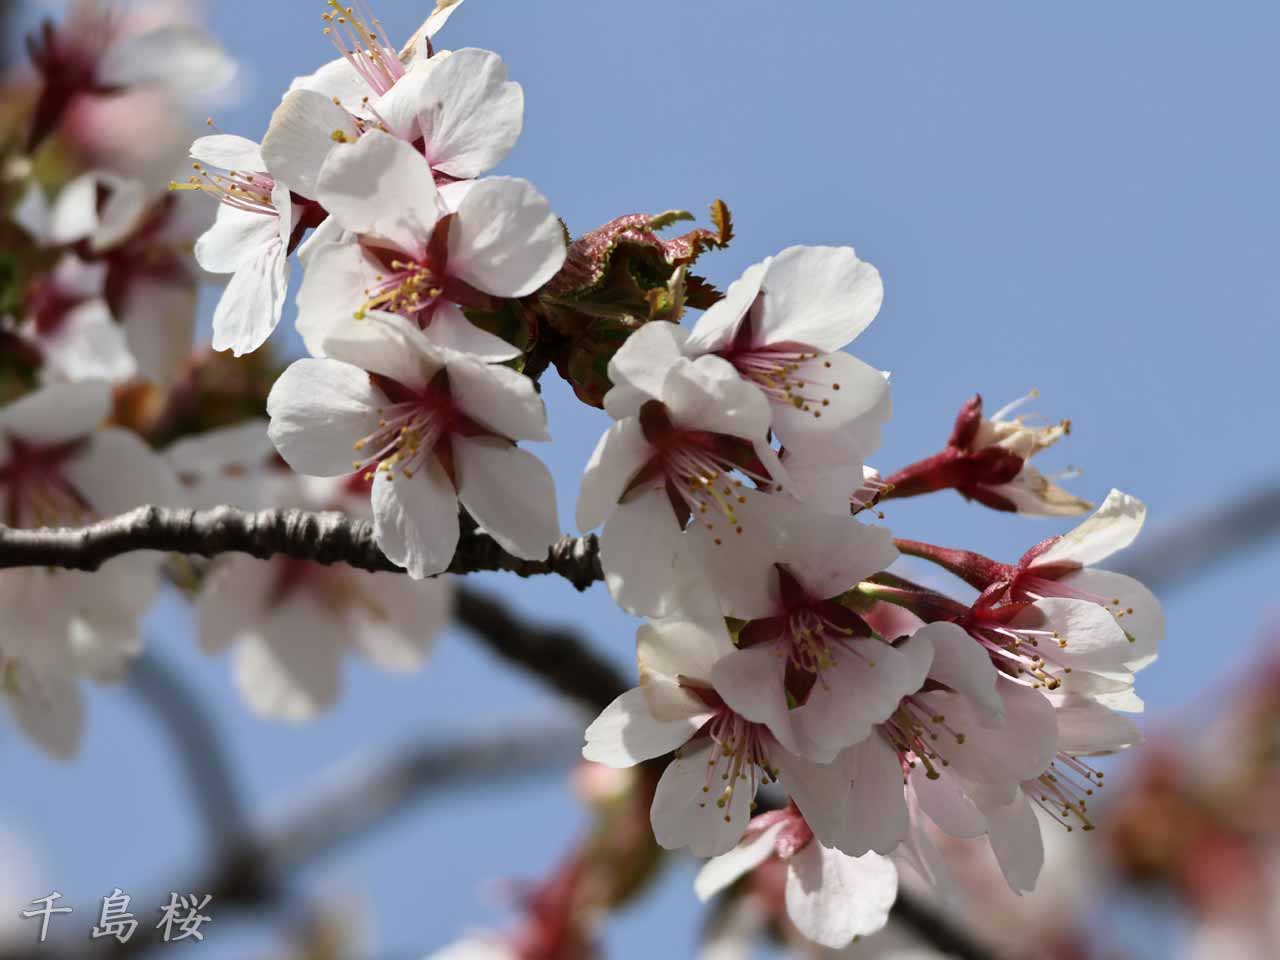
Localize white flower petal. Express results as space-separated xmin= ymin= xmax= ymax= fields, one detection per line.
xmin=6 ymin=663 xmax=84 ymax=759
xmin=695 ymin=821 xmax=787 ymax=902
xmin=233 ymin=596 xmax=346 ymax=722
xmin=662 ymin=355 xmax=771 ymax=442
xmin=119 ymin=277 xmax=197 ymax=383
xmin=583 ymin=687 xmax=708 ymax=768
xmin=38 ymin=300 xmax=137 ymax=384
xmin=47 ymin=174 xmax=99 ymax=246
xmin=785 ymin=843 xmax=897 ymax=948
xmin=295 ymin=240 xmax=384 ymax=357
xmin=195 ymin=203 xmax=279 ymax=273
xmin=1012 ymin=597 xmax=1133 ymax=673
xmin=448 ymin=353 xmax=549 ymax=440
xmin=1036 ymin=489 xmax=1146 ymax=568
xmin=371 ymin=458 xmax=459 ymax=579
xmin=98 ymin=26 xmax=236 ymax=102
xmin=348 ymin=571 xmax=452 ymax=671
xmin=651 ymin=738 xmax=752 ymax=857
xmin=190 ymin=134 xmax=264 ymax=171
xmin=262 ymin=90 xmax=360 ymax=200
xmin=453 ymin=436 xmax=559 ymax=561
xmin=600 ymin=488 xmax=700 ymax=618
xmin=196 ymin=555 xmax=274 ymax=654
xmin=771 ymin=746 xmax=858 ymax=850
xmin=758 ymin=246 xmax=882 ymax=351
xmin=637 ymin=612 xmax=736 ymax=693
xmin=840 ymin=734 xmax=909 ymax=856
xmin=1056 ymin=568 xmax=1164 ymax=670
xmin=421 ymin=301 xmax=521 ymax=363
xmin=981 ymin=791 xmax=1044 ymax=894
xmin=289 ymin=57 xmax=370 ymax=114
xmin=448 ymin=176 xmax=565 ymax=298
xmin=67 ymin=427 xmax=179 ymax=516
xmin=209 ymin=241 xmax=289 ymax=356
xmin=919 ymin=621 xmax=1002 ymax=721
xmin=909 ymin=767 xmax=987 ymax=839
xmin=317 ymin=130 xmax=440 ymax=256
xmin=577 ymin=418 xmax=651 ymax=533
xmin=1053 ymin=695 xmax=1142 ymax=755
xmin=266 ymin=358 xmax=384 ymax=477
xmin=0 ymin=381 xmax=110 ymax=442
xmin=607 ymin=321 xmax=692 ymax=402
xmin=685 ymin=260 xmax=768 ymax=355
xmin=711 ymin=647 xmax=803 ymax=755
xmin=417 ymin=48 xmax=523 ymax=179
xmin=770 ymin=351 xmax=891 ymax=444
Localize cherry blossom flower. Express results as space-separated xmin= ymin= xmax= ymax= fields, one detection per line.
xmin=197 ymin=473 xmax=451 ymax=721
xmin=577 ymin=322 xmax=790 ymax=617
xmin=25 ymin=0 xmax=237 ymax=151
xmin=680 ymin=499 xmax=917 ymax=763
xmin=16 ymin=254 xmax=136 ymax=384
xmin=266 ymin=312 xmax=559 ymax=579
xmin=886 ymin=392 xmax=1091 ymax=516
xmin=683 ymin=246 xmax=892 ymax=514
xmin=180 ymin=135 xmax=298 ymax=357
xmin=296 ymin=131 xmax=564 ymax=361
xmin=165 ymin=419 xmax=281 ymax=510
xmin=290 ymin=0 xmax=469 ymax=114
xmin=1002 ymin=489 xmax=1163 ymax=671
xmin=583 ymin=603 xmax=869 ymax=858
xmin=695 ymin=804 xmax=898 ymax=949
xmin=0 ymin=381 xmax=177 ymax=756
xmin=18 ymin=168 xmax=209 ymax=383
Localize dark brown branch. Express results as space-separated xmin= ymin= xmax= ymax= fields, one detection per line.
xmin=0 ymin=505 xmax=603 ymax=590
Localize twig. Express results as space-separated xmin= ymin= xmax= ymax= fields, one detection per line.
xmin=0 ymin=506 xmax=603 ymax=590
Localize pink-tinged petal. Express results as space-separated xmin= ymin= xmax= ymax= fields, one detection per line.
xmin=421 ymin=301 xmax=521 ymax=363
xmin=862 ymin=601 xmax=926 ymax=643
xmin=1055 ymin=568 xmax=1163 ymax=670
xmin=67 ymin=428 xmax=179 ymax=516
xmin=607 ymin=321 xmax=691 ymax=402
xmin=347 ymin=571 xmax=452 ymax=671
xmin=0 ymin=381 xmax=110 ymax=442
xmin=316 ymin=311 xmax=443 ymax=390
xmin=209 ymin=241 xmax=289 ymax=356
xmin=372 ymin=62 xmax=430 ymax=140
xmin=894 ymin=795 xmax=953 ymax=894
xmin=289 ymin=57 xmax=370 ymax=114
xmin=196 ymin=203 xmax=279 ymax=273
xmin=793 ymin=636 xmax=930 ymax=763
xmin=771 ymin=747 xmax=857 ymax=850
xmin=711 ymin=647 xmax=802 ymax=755
xmin=651 ymin=738 xmax=752 ymax=857
xmin=840 ymin=734 xmax=909 ymax=856
xmin=577 ymin=418 xmax=650 ymax=533
xmin=1035 ymin=489 xmax=1146 ymax=568
xmin=909 ymin=767 xmax=986 ymax=839
xmin=436 ymin=178 xmax=477 ymax=214
xmin=685 ymin=260 xmax=768 ymax=355
xmin=295 ymin=240 xmax=384 ymax=357
xmin=196 ymin=555 xmax=274 ymax=654
xmin=13 ymin=183 xmax=52 ymax=240
xmin=662 ymin=355 xmax=771 ymax=442
xmin=453 ymin=436 xmax=559 ymax=561
xmin=6 ymin=663 xmax=84 ymax=759
xmin=770 ymin=351 xmax=891 ymax=443
xmin=1052 ymin=695 xmax=1141 ymax=755
xmin=262 ymin=90 xmax=360 ymax=200
xmin=120 ymin=277 xmax=196 ymax=383
xmin=402 ymin=0 xmax=470 ymax=58
xmin=782 ymin=511 xmax=898 ymax=603
xmin=981 ymin=791 xmax=1044 ymax=894
xmin=296 ymin=215 xmax=347 ymax=269
xmin=190 ymin=134 xmax=263 ymax=171
xmin=583 ymin=687 xmax=708 ymax=768
xmin=89 ymin=174 xmax=149 ymax=253
xmin=448 ymin=176 xmax=565 ymax=298
xmin=1056 ymin=668 xmax=1141 ymax=711
xmin=39 ymin=300 xmax=137 ymax=384
xmin=637 ymin=612 xmax=736 ymax=693
xmin=370 ymin=457 xmax=459 ymax=579
xmin=601 ymin=488 xmax=700 ymax=618
xmin=785 ymin=843 xmax=897 ymax=947
xmin=918 ymin=621 xmax=1002 ymax=721
xmin=601 ymin=383 xmax=650 ymax=423
xmin=695 ymin=821 xmax=787 ymax=901
xmin=233 ymin=594 xmax=347 ymax=722
xmin=758 ymin=246 xmax=883 ymax=352
xmin=417 ymin=48 xmax=523 ymax=179
xmin=1012 ymin=597 xmax=1132 ymax=673
xmin=316 ymin=130 xmax=440 ymax=257
xmin=266 ymin=358 xmax=384 ymax=477
xmin=447 ymin=352 xmax=549 ymax=441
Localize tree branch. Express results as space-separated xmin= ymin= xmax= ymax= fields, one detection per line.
xmin=0 ymin=505 xmax=603 ymax=590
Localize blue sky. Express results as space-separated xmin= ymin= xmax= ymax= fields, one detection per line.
xmin=3 ymin=2 xmax=1279 ymax=957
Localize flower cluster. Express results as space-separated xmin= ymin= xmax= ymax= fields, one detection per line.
xmin=0 ymin=2 xmax=1167 ymax=953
